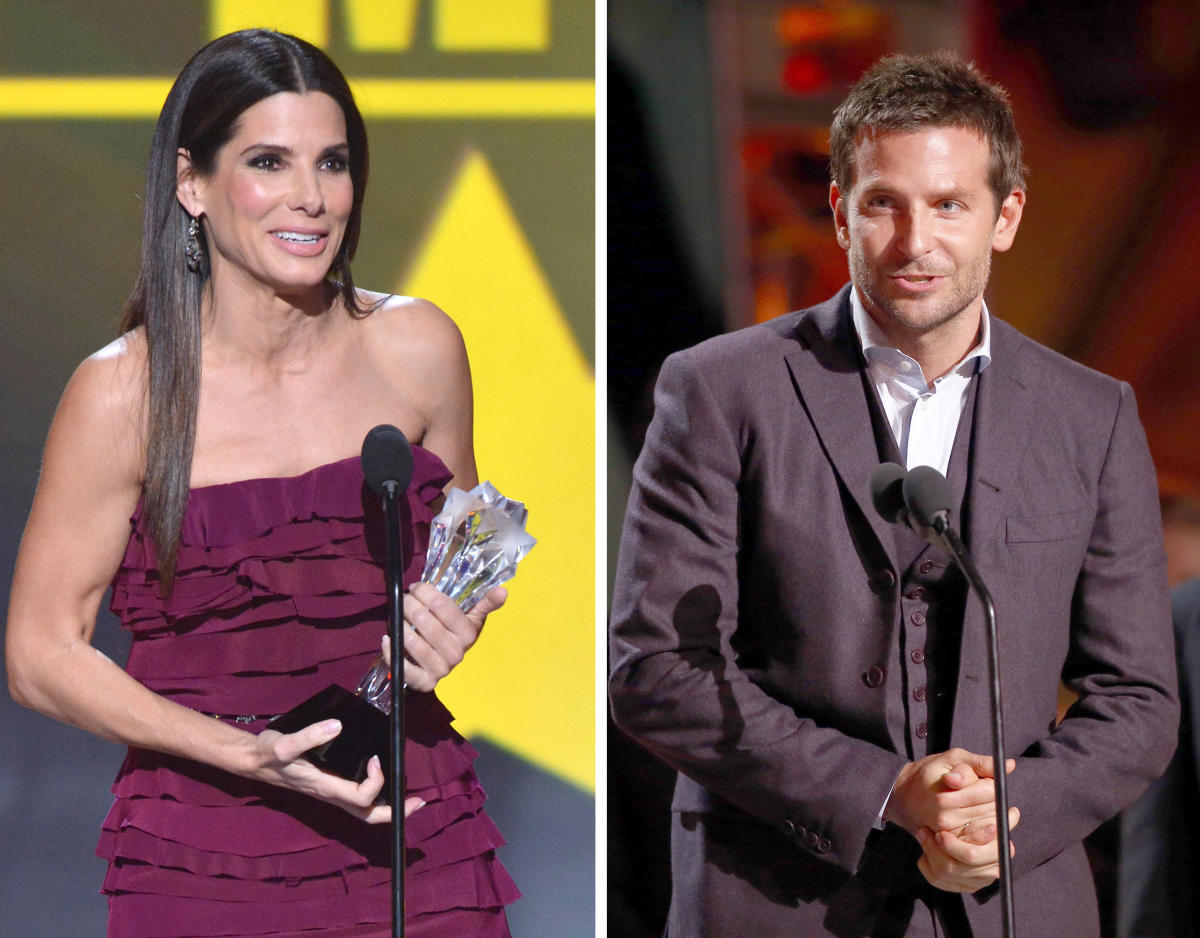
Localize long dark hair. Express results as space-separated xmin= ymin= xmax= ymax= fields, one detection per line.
xmin=121 ymin=29 xmax=374 ymax=592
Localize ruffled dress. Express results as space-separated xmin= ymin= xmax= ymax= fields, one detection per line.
xmin=99 ymin=447 xmax=519 ymax=937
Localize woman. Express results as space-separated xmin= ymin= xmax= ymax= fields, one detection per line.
xmin=5 ymin=29 xmax=518 ymax=937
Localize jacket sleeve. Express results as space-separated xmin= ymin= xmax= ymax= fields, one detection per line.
xmin=608 ymin=348 xmax=907 ymax=875
xmin=1004 ymin=382 xmax=1179 ymax=879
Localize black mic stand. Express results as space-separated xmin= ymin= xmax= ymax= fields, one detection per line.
xmin=874 ymin=462 xmax=1016 ymax=937
xmin=927 ymin=515 xmax=1015 ymax=938
xmin=360 ymin=423 xmax=414 ymax=938
xmin=381 ymin=479 xmax=407 ymax=938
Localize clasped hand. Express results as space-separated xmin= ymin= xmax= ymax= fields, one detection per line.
xmin=884 ymin=748 xmax=1019 ymax=893
xmin=248 ymin=583 xmax=506 ymax=823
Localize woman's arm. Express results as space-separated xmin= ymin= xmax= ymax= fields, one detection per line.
xmin=6 ymin=340 xmax=413 ymax=822
xmin=365 ymin=297 xmax=505 ymax=691
xmin=391 ymin=296 xmax=479 ymax=491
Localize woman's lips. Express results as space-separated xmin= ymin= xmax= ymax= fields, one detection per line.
xmin=270 ymin=229 xmax=328 ymax=256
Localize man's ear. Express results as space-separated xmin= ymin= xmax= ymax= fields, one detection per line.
xmin=176 ymin=148 xmax=204 ymax=218
xmin=991 ymin=188 xmax=1025 ymax=253
xmin=829 ymin=182 xmax=850 ymax=251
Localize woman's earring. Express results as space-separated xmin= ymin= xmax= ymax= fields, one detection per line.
xmin=184 ymin=215 xmax=203 ymax=272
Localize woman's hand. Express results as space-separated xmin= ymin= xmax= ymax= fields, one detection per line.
xmin=244 ymin=577 xmax=510 ymax=817
xmin=382 ymin=582 xmax=507 ymax=692
xmin=249 ymin=720 xmax=424 ymax=823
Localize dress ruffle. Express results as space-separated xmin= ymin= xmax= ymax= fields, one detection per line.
xmin=99 ymin=449 xmax=519 ymax=936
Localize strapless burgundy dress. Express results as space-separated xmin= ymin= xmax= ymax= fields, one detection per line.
xmin=98 ymin=447 xmax=519 ymax=937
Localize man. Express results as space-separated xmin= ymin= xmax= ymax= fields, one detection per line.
xmin=1161 ymin=494 xmax=1200 ymax=588
xmin=610 ymin=52 xmax=1178 ymax=937
xmin=1118 ymin=577 xmax=1200 ymax=938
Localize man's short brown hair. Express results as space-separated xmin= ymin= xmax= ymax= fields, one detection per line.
xmin=830 ymin=51 xmax=1027 ymax=211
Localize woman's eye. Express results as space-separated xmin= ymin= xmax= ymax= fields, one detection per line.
xmin=321 ymin=157 xmax=349 ymax=172
xmin=249 ymin=154 xmax=281 ymax=170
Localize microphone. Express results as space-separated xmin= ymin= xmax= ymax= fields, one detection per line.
xmin=869 ymin=461 xmax=908 ymax=525
xmin=868 ymin=462 xmax=1016 ymax=938
xmin=868 ymin=462 xmax=939 ymax=541
xmin=361 ymin=424 xmax=414 ymax=496
xmin=902 ymin=465 xmax=953 ymax=535
xmin=360 ymin=423 xmax=412 ymax=936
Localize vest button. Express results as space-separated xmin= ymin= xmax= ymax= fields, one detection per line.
xmin=869 ymin=569 xmax=896 ymax=593
xmin=908 ymin=586 xmax=926 ymax=600
xmin=919 ymin=559 xmax=936 ymax=574
xmin=913 ymin=686 xmax=927 ymax=702
xmin=915 ymin=722 xmax=928 ymax=739
xmin=863 ymin=666 xmax=886 ymax=688
xmin=911 ymin=648 xmax=926 ymax=664
xmin=910 ymin=611 xmax=926 ymax=626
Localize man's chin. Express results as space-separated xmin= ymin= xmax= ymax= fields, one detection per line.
xmin=876 ymin=299 xmax=969 ymax=336
xmin=871 ymin=289 xmax=940 ymax=316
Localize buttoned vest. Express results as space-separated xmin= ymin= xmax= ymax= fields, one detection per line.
xmin=863 ymin=372 xmax=979 ymax=760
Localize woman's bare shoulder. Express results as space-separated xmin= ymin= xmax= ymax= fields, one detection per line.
xmin=54 ymin=329 xmax=147 ymax=481
xmin=67 ymin=329 xmax=145 ymax=413
xmin=352 ymin=292 xmax=474 ymax=477
xmin=355 ymin=291 xmax=468 ymax=371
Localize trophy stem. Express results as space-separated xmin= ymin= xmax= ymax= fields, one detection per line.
xmin=382 ymin=479 xmax=407 ymax=938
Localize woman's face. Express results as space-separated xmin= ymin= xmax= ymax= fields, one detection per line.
xmin=181 ymin=91 xmax=354 ymax=299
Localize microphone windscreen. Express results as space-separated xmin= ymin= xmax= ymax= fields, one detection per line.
xmin=361 ymin=424 xmax=414 ymax=496
xmin=902 ymin=465 xmax=953 ymax=528
xmin=869 ymin=462 xmax=908 ymax=523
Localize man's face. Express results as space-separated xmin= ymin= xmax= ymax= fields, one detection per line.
xmin=830 ymin=126 xmax=1023 ymax=347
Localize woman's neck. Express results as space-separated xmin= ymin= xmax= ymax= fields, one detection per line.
xmin=200 ymin=276 xmax=344 ymax=371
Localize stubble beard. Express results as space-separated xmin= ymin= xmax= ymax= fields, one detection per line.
xmin=850 ymin=244 xmax=992 ymax=341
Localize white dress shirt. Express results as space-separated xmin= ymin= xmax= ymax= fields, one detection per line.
xmin=850 ymin=288 xmax=992 ymax=473
xmin=850 ymin=287 xmax=991 ymax=828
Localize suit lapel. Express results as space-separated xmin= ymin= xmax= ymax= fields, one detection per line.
xmin=785 ymin=295 xmax=1045 ymax=750
xmin=966 ymin=321 xmax=1041 ymax=536
xmin=783 ymin=287 xmax=900 ymax=572
xmin=952 ymin=317 xmax=1043 ymax=747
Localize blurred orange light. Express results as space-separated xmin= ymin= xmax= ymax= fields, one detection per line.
xmin=777 ymin=7 xmax=839 ymax=43
xmin=777 ymin=4 xmax=885 ymax=45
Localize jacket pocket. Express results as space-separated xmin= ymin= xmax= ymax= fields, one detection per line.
xmin=1005 ymin=505 xmax=1093 ymax=543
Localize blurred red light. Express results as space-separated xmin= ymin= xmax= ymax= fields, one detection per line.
xmin=742 ymin=138 xmax=775 ymax=174
xmin=782 ymin=54 xmax=831 ymax=95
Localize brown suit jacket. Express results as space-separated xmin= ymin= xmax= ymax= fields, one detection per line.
xmin=609 ymin=287 xmax=1179 ymax=937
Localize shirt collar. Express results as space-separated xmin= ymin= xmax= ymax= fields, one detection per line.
xmin=849 ymin=286 xmax=992 ymax=382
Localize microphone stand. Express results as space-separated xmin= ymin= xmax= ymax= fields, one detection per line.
xmin=930 ymin=516 xmax=1015 ymax=938
xmin=382 ymin=480 xmax=407 ymax=938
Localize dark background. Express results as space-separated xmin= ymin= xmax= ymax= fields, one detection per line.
xmin=608 ymin=1 xmax=1200 ymax=934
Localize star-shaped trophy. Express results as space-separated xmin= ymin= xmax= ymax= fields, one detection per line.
xmin=356 ymin=481 xmax=537 ymax=712
xmin=268 ymin=480 xmax=535 ymax=783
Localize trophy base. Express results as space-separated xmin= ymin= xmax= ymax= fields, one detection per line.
xmin=266 ymin=685 xmax=392 ymax=786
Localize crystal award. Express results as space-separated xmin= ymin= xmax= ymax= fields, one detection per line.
xmin=267 ymin=482 xmax=535 ymax=782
